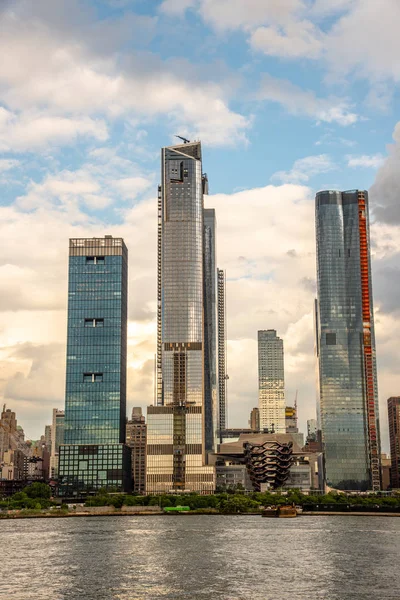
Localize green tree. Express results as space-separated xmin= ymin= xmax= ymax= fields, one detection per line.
xmin=24 ymin=483 xmax=51 ymax=499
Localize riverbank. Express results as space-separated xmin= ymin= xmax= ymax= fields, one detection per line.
xmin=2 ymin=507 xmax=400 ymax=519
xmin=0 ymin=506 xmax=163 ymax=519
xmin=302 ymin=511 xmax=400 ymax=517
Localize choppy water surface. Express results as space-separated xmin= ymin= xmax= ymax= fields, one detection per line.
xmin=1 ymin=515 xmax=399 ymax=599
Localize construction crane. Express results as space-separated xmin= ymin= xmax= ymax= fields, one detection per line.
xmin=175 ymin=135 xmax=190 ymax=144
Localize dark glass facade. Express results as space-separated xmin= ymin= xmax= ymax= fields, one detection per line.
xmin=315 ymin=190 xmax=381 ymax=491
xmin=58 ymin=237 xmax=130 ymax=496
xmin=203 ymin=208 xmax=218 ymax=453
xmin=388 ymin=397 xmax=400 ymax=489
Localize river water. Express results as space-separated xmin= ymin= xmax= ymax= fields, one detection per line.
xmin=0 ymin=515 xmax=399 ymax=600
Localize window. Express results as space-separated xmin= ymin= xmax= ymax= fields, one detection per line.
xmin=326 ymin=333 xmax=336 ymax=345
xmin=83 ymin=373 xmax=103 ymax=382
xmin=84 ymin=318 xmax=104 ymax=328
xmin=86 ymin=256 xmax=105 ymax=265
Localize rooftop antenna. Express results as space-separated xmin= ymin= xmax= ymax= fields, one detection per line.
xmin=175 ymin=135 xmax=190 ymax=144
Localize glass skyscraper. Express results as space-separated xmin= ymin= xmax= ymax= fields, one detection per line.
xmin=217 ymin=268 xmax=227 ymax=441
xmin=58 ymin=236 xmax=131 ymax=496
xmin=315 ymin=190 xmax=381 ymax=491
xmin=203 ymin=208 xmax=218 ymax=453
xmin=258 ymin=330 xmax=286 ymax=433
xmin=147 ymin=141 xmax=215 ymax=494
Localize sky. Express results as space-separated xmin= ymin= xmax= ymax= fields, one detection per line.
xmin=1 ymin=0 xmax=400 ymax=451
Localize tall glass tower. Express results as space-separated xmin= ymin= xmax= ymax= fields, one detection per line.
xmin=217 ymin=268 xmax=227 ymax=441
xmin=315 ymin=190 xmax=381 ymax=491
xmin=203 ymin=208 xmax=218 ymax=453
xmin=147 ymin=141 xmax=215 ymax=494
xmin=58 ymin=236 xmax=131 ymax=497
xmin=258 ymin=330 xmax=286 ymax=433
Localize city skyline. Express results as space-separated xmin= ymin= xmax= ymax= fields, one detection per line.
xmin=1 ymin=2 xmax=400 ymax=457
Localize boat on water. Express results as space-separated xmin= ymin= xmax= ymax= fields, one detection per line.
xmin=163 ymin=506 xmax=191 ymax=514
xmin=261 ymin=505 xmax=297 ymax=518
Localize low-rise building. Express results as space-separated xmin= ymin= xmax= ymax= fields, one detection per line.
xmin=126 ymin=408 xmax=147 ymax=494
xmin=216 ymin=464 xmax=252 ymax=491
xmin=1 ymin=449 xmax=25 ymax=480
xmin=381 ymin=453 xmax=391 ymax=490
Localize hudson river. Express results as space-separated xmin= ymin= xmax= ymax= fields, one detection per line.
xmin=1 ymin=515 xmax=399 ymax=599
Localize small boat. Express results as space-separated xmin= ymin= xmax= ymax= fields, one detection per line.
xmin=261 ymin=507 xmax=279 ymax=518
xmin=278 ymin=505 xmax=297 ymax=518
xmin=163 ymin=505 xmax=191 ymax=514
xmin=262 ymin=505 xmax=297 ymax=518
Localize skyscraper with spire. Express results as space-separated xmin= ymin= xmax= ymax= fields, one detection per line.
xmin=147 ymin=140 xmax=215 ymax=494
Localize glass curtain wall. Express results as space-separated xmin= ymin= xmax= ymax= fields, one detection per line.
xmin=58 ymin=236 xmax=130 ymax=496
xmin=315 ymin=190 xmax=381 ymax=491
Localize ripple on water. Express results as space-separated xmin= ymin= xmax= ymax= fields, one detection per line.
xmin=0 ymin=515 xmax=400 ymax=600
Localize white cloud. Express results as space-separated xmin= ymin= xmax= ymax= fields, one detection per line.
xmin=347 ymin=154 xmax=385 ymax=169
xmin=272 ymin=154 xmax=336 ymax=183
xmin=82 ymin=194 xmax=113 ymax=210
xmin=0 ymin=158 xmax=19 ymax=172
xmin=324 ymin=0 xmax=400 ymax=82
xmin=0 ymin=108 xmax=108 ymax=152
xmin=113 ymin=177 xmax=153 ymax=199
xmin=180 ymin=0 xmax=400 ymax=93
xmin=0 ymin=2 xmax=249 ymax=148
xmin=250 ymin=20 xmax=322 ymax=59
xmin=371 ymin=121 xmax=400 ymax=224
xmin=258 ymin=74 xmax=358 ymax=126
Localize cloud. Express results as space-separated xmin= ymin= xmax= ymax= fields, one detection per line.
xmin=347 ymin=154 xmax=385 ymax=169
xmin=178 ymin=0 xmax=400 ymax=97
xmin=324 ymin=0 xmax=400 ymax=82
xmin=0 ymin=108 xmax=108 ymax=152
xmin=250 ymin=20 xmax=322 ymax=59
xmin=160 ymin=0 xmax=196 ymax=15
xmin=0 ymin=158 xmax=19 ymax=172
xmin=258 ymin=74 xmax=358 ymax=126
xmin=370 ymin=122 xmax=400 ymax=224
xmin=272 ymin=154 xmax=336 ymax=183
xmin=0 ymin=1 xmax=249 ymax=148
xmin=113 ymin=177 xmax=153 ymax=199
xmin=191 ymin=0 xmax=305 ymax=31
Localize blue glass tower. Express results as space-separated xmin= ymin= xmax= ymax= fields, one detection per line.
xmin=58 ymin=236 xmax=131 ymax=497
xmin=315 ymin=190 xmax=381 ymax=491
